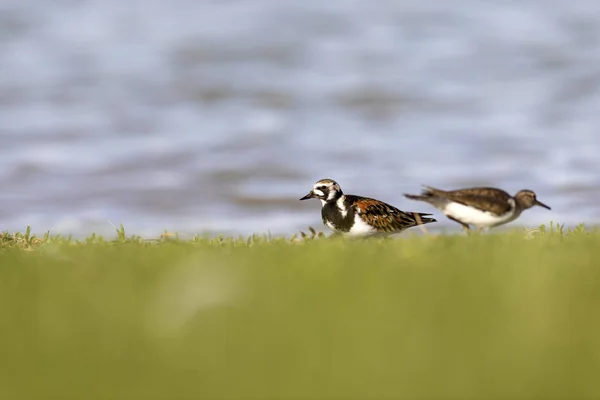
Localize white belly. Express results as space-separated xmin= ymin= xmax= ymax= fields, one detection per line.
xmin=325 ymin=215 xmax=378 ymax=237
xmin=346 ymin=215 xmax=377 ymax=237
xmin=443 ymin=202 xmax=519 ymax=228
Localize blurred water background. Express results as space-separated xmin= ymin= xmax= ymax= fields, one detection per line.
xmin=1 ymin=0 xmax=599 ymax=238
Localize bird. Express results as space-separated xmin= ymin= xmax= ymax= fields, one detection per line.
xmin=300 ymin=178 xmax=436 ymax=237
xmin=404 ymin=186 xmax=551 ymax=233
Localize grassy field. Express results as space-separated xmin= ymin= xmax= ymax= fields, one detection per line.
xmin=1 ymin=224 xmax=600 ymax=399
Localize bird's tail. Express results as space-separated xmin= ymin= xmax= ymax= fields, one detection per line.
xmin=403 ymin=185 xmax=442 ymax=201
xmin=410 ymin=212 xmax=436 ymax=226
xmin=404 ymin=193 xmax=429 ymax=201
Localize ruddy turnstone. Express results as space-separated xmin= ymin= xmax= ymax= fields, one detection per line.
xmin=300 ymin=179 xmax=436 ymax=237
xmin=404 ymin=186 xmax=551 ymax=232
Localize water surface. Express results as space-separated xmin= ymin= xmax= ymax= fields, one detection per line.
xmin=1 ymin=0 xmax=599 ymax=237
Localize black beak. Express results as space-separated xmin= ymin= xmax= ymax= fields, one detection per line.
xmin=300 ymin=191 xmax=315 ymax=201
xmin=535 ymin=199 xmax=551 ymax=210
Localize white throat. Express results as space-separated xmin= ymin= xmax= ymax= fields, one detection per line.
xmin=327 ymin=190 xmax=339 ymax=201
xmin=320 ymin=193 xmax=345 ymax=209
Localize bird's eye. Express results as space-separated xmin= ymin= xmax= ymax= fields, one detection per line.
xmin=318 ymin=185 xmax=327 ymax=190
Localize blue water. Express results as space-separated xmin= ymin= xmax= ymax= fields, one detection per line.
xmin=1 ymin=0 xmax=600 ymax=237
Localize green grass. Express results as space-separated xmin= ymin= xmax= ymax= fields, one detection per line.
xmin=1 ymin=223 xmax=600 ymax=399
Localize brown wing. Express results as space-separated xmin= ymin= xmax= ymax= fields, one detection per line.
xmin=427 ymin=186 xmax=513 ymax=215
xmin=348 ymin=195 xmax=436 ymax=233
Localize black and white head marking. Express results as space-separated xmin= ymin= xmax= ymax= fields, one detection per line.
xmin=300 ymin=179 xmax=343 ymax=205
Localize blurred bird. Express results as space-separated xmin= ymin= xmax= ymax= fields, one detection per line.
xmin=404 ymin=186 xmax=551 ymax=233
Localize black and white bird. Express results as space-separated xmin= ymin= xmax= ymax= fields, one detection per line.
xmin=404 ymin=186 xmax=551 ymax=232
xmin=300 ymin=179 xmax=436 ymax=237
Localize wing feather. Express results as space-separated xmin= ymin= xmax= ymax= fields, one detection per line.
xmin=426 ymin=187 xmax=513 ymax=215
xmin=347 ymin=195 xmax=436 ymax=232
